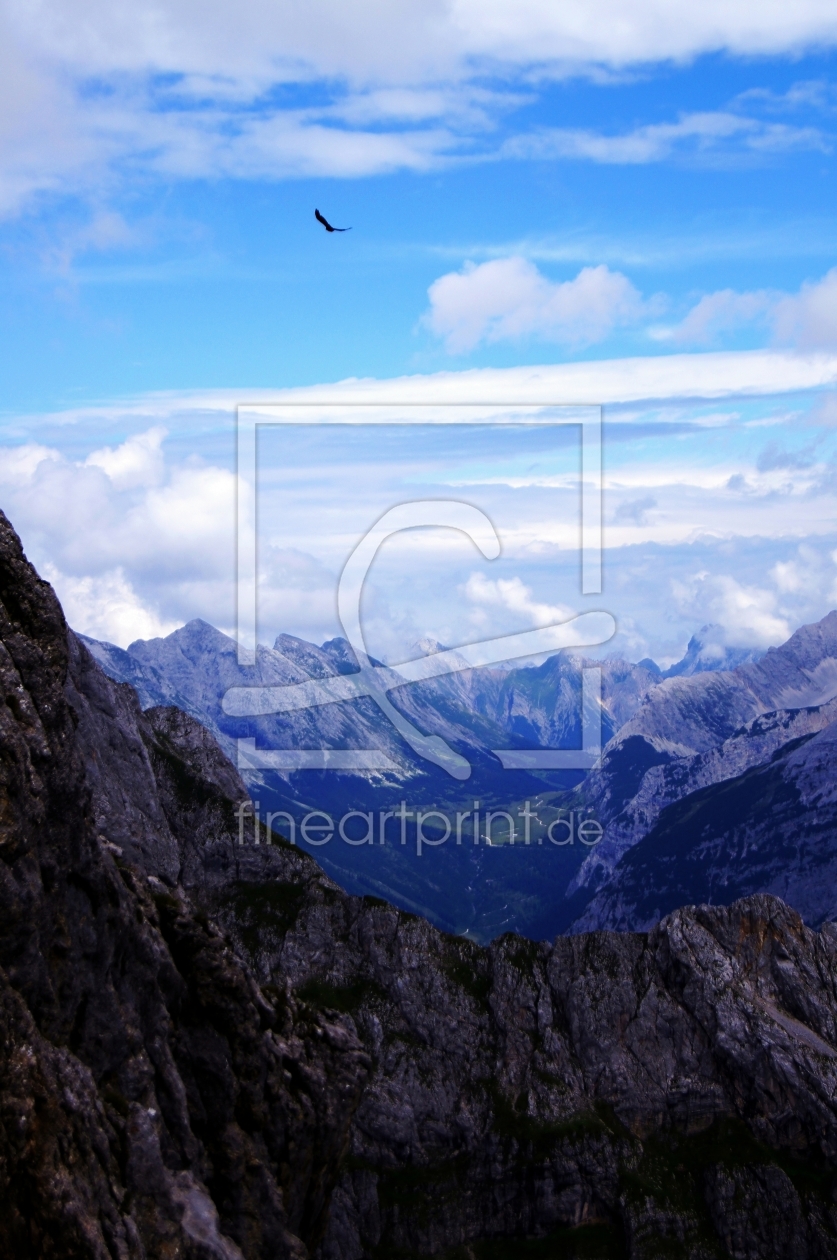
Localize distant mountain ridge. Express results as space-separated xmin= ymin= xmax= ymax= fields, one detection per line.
xmin=79 ymin=616 xmax=777 ymax=939
xmin=573 ymin=715 xmax=837 ymax=933
xmin=83 ymin=609 xmax=837 ymax=947
xmin=83 ymin=619 xmax=669 ymax=762
xmin=81 ymin=618 xmax=745 ymax=769
xmin=571 ymin=610 xmax=837 ymax=932
xmin=80 ymin=619 xmax=663 ymax=939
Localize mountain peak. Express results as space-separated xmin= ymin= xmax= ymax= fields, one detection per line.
xmin=662 ymin=624 xmax=764 ymax=678
xmin=411 ymin=635 xmax=448 ymax=656
xmin=128 ymin=617 xmax=233 ymax=655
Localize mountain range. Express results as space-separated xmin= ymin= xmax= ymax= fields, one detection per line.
xmin=4 ymin=504 xmax=837 ymax=1257
xmin=80 ymin=618 xmax=665 ymax=940
xmin=571 ymin=611 xmax=837 ymax=931
xmin=79 ymin=610 xmax=837 ymax=942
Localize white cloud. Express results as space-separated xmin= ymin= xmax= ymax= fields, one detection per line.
xmin=4 ymin=364 xmax=837 ymax=660
xmin=772 ymin=558 xmax=805 ymax=593
xmin=138 ymin=108 xmax=458 ymax=181
xmin=43 ymin=563 xmax=180 ymax=647
xmin=671 ymin=571 xmax=792 ymax=647
xmin=448 ymin=0 xmax=837 ymax=66
xmin=767 ymin=545 xmax=837 ymax=607
xmin=0 ymin=443 xmax=62 ymax=482
xmin=811 ymin=393 xmax=837 ymax=427
xmin=0 ymin=25 xmax=100 ymax=214
xmin=665 ymin=545 xmax=837 ymax=653
xmin=463 ymin=571 xmax=573 ymax=628
xmin=660 ymin=289 xmax=774 ymax=345
xmin=613 ymin=495 xmax=657 ymax=525
xmin=0 ymin=428 xmax=237 ymax=644
xmin=258 ymin=547 xmax=338 ymax=641
xmin=773 ymin=268 xmax=837 ymax=350
xmin=2 ymin=2 xmax=837 ymax=213
xmin=6 ymin=350 xmax=837 ymax=437
xmin=12 ymin=0 xmax=837 ymax=87
xmin=657 ymin=268 xmax=837 ymax=350
xmin=86 ymin=425 xmax=167 ymax=489
xmin=424 ymin=256 xmax=837 ymax=359
xmin=504 ymin=111 xmax=827 ymax=165
xmin=425 ymin=257 xmax=645 ymax=352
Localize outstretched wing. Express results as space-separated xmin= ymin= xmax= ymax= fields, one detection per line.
xmin=315 ymin=208 xmax=351 ymax=232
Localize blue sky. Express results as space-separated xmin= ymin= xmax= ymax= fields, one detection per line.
xmin=2 ymin=1 xmax=837 ymax=663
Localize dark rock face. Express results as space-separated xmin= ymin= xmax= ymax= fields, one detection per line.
xmin=4 ymin=505 xmax=837 ymax=1257
xmin=0 ymin=509 xmax=369 ymax=1259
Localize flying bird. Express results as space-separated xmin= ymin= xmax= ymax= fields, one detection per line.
xmin=315 ymin=208 xmax=351 ymax=233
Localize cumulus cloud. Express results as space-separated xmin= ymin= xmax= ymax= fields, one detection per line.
xmin=464 ymin=571 xmax=573 ymax=629
xmin=655 ymin=268 xmax=837 ymax=351
xmin=768 ymin=545 xmax=837 ymax=605
xmin=672 ymin=571 xmax=792 ymax=647
xmin=42 ymin=563 xmax=181 ymax=645
xmin=0 ymin=424 xmax=355 ymax=647
xmin=0 ymin=430 xmax=237 ymax=645
xmin=86 ymin=425 xmax=167 ymax=489
xmin=4 ymin=371 xmax=837 ymax=660
xmin=425 ymin=257 xmax=645 ymax=352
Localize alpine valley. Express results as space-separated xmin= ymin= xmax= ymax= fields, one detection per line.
xmin=79 ymin=615 xmax=662 ymax=942
xmin=80 ymin=598 xmax=837 ymax=945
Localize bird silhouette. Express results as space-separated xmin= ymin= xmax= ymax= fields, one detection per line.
xmin=315 ymin=208 xmax=351 ymax=233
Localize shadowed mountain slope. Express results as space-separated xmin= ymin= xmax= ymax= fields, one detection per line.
xmin=574 ymin=716 xmax=837 ymax=934
xmin=569 ymin=613 xmax=837 ymax=926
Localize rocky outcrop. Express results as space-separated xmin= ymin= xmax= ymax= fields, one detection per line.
xmin=571 ymin=695 xmax=837 ymax=910
xmin=0 ymin=509 xmax=370 ymax=1259
xmin=4 ymin=506 xmax=837 ymax=1257
xmin=215 ymin=872 xmax=837 ymax=1258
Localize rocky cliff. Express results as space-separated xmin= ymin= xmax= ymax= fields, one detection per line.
xmin=0 ymin=508 xmax=369 ymax=1259
xmin=3 ymin=506 xmax=837 ymax=1258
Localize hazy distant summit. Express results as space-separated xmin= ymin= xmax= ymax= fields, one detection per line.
xmin=662 ymin=623 xmax=765 ymax=678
